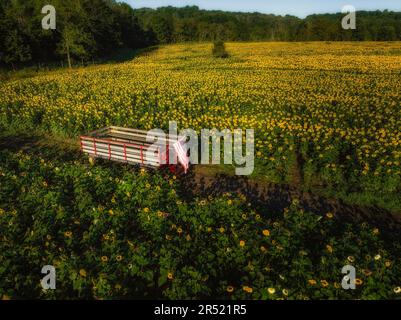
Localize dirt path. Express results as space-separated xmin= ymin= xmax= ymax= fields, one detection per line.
xmin=179 ymin=166 xmax=401 ymax=238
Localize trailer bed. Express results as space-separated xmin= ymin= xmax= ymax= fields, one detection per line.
xmin=80 ymin=126 xmax=180 ymax=168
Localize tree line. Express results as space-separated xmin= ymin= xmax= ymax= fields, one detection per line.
xmin=1 ymin=2 xmax=400 ymax=69
xmin=135 ymin=6 xmax=401 ymax=43
xmin=0 ymin=0 xmax=155 ymax=69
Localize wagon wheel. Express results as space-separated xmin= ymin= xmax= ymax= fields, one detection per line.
xmin=160 ymin=164 xmax=182 ymax=176
xmin=168 ymin=164 xmax=189 ymax=177
xmin=168 ymin=165 xmax=177 ymax=174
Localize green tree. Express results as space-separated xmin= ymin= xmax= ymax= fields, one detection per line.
xmin=151 ymin=14 xmax=174 ymax=43
xmin=3 ymin=29 xmax=31 ymax=70
xmin=57 ymin=26 xmax=94 ymax=68
xmin=212 ymin=40 xmax=229 ymax=58
xmin=378 ymin=26 xmax=397 ymax=40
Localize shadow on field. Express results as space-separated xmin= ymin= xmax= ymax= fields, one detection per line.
xmin=179 ymin=166 xmax=401 ymax=239
xmin=0 ymin=132 xmax=80 ymax=162
xmin=102 ymin=46 xmax=160 ymax=64
xmin=2 ymin=132 xmax=401 ymax=238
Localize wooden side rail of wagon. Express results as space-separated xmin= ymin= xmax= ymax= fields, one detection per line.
xmin=79 ymin=126 xmax=189 ymax=172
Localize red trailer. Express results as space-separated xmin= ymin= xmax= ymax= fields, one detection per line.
xmin=80 ymin=126 xmax=189 ymax=172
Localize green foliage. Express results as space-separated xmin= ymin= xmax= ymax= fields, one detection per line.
xmin=57 ymin=26 xmax=95 ymax=68
xmin=3 ymin=30 xmax=32 ymax=68
xmin=0 ymin=150 xmax=400 ymax=300
xmin=212 ymin=41 xmax=229 ymax=58
xmin=149 ymin=14 xmax=174 ymax=44
xmin=135 ymin=6 xmax=401 ymax=43
xmin=0 ymin=0 xmax=155 ymax=69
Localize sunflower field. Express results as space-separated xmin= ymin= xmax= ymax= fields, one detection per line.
xmin=1 ymin=42 xmax=401 ymax=300
xmin=0 ymin=150 xmax=400 ymax=300
xmin=1 ymin=42 xmax=400 ymax=208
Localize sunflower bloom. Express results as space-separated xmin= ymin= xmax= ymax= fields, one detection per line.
xmin=321 ymin=280 xmax=329 ymax=287
xmin=268 ymin=288 xmax=276 ymax=294
xmin=243 ymin=286 xmax=253 ymax=293
xmin=262 ymin=229 xmax=270 ymax=237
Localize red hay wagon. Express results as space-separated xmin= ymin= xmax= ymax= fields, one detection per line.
xmin=80 ymin=126 xmax=189 ymax=172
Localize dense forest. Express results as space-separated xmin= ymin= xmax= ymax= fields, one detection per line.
xmin=0 ymin=0 xmax=155 ymax=69
xmin=136 ymin=6 xmax=401 ymax=43
xmin=1 ymin=1 xmax=400 ymax=69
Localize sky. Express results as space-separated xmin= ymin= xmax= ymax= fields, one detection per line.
xmin=126 ymin=0 xmax=401 ymax=18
